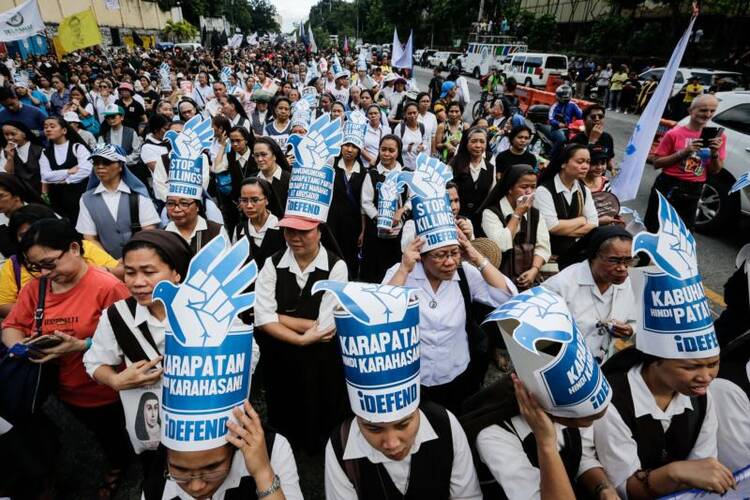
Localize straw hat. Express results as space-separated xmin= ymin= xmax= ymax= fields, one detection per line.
xmin=471 ymin=237 xmax=502 ymax=269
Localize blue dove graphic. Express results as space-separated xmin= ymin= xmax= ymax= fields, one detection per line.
xmin=287 ymin=113 xmax=343 ymax=169
xmin=152 ymin=235 xmax=257 ymax=347
xmin=633 ymin=191 xmax=697 ymax=280
xmin=730 ymin=171 xmax=750 ymax=194
xmin=312 ymin=281 xmax=418 ymax=325
xmin=484 ymin=288 xmax=574 ymax=354
xmin=165 ymin=115 xmax=214 ymax=161
xmin=405 ymin=153 xmax=453 ymax=199
xmin=220 ymin=66 xmax=232 ymax=83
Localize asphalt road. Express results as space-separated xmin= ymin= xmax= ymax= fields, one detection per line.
xmin=413 ymin=65 xmax=749 ymax=312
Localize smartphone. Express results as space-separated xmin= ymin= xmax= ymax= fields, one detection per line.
xmin=27 ymin=335 xmax=64 ymax=350
xmin=700 ymin=126 xmax=722 ymax=147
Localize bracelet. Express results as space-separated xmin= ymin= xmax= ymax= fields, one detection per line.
xmin=256 ymin=474 xmax=281 ymax=498
xmin=593 ymin=481 xmax=612 ymax=498
xmin=477 ymin=257 xmax=490 ymax=272
xmin=634 ymin=469 xmax=656 ymax=497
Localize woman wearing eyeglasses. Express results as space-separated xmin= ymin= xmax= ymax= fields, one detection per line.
xmin=542 ymin=225 xmax=637 ymax=363
xmin=164 ymin=196 xmax=229 ymax=254
xmin=234 ymin=177 xmax=284 ymax=271
xmin=1 ymin=218 xmax=131 ymax=498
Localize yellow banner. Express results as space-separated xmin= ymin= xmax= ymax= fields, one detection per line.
xmin=57 ymin=8 xmax=102 ymax=54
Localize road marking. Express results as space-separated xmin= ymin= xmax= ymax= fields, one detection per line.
xmin=704 ymin=286 xmax=726 ymax=317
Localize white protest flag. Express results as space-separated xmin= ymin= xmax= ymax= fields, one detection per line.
xmin=393 ymin=30 xmax=413 ymax=69
xmin=0 ymin=0 xmax=45 ymax=42
xmin=391 ymin=27 xmax=403 ymax=64
xmin=610 ymin=10 xmax=697 ymax=201
xmin=308 ymin=25 xmax=317 ymax=53
xmin=228 ymin=33 xmax=242 ymax=48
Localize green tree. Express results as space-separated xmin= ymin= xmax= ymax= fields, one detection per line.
xmin=162 ymin=20 xmax=200 ymax=42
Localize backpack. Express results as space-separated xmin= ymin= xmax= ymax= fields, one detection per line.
xmin=396 ymin=120 xmax=425 ymax=141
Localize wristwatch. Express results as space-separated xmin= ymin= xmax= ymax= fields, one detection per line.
xmin=477 ymin=257 xmax=490 ymax=272
xmin=256 ymin=474 xmax=281 ymax=498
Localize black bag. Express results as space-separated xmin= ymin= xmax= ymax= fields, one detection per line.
xmin=0 ymin=277 xmax=58 ymax=425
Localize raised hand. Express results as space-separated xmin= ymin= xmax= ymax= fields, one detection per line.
xmin=153 ymin=235 xmax=257 ymax=347
xmin=287 ymin=113 xmax=343 ymax=169
xmin=632 ymin=191 xmax=697 ymax=280
xmin=405 ymin=153 xmax=453 ymax=199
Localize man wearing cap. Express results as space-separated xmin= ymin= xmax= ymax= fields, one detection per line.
xmin=14 ymin=83 xmax=49 ymax=116
xmin=593 ymin=195 xmax=735 ymax=498
xmin=115 ymin=82 xmax=147 ymax=131
xmin=99 ymin=104 xmax=143 ymax=168
xmin=191 ymin=71 xmax=214 ymax=112
xmin=467 ymin=288 xmax=617 ymax=500
xmin=250 ymin=93 xmax=272 ymax=136
xmin=320 ymin=281 xmax=482 ymax=499
xmin=331 ymin=71 xmax=350 ymax=106
xmin=76 ymin=144 xmax=160 ymax=259
xmin=570 ymin=104 xmax=616 ymax=174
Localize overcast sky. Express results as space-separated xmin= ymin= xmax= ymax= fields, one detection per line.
xmin=270 ymin=0 xmax=316 ymax=32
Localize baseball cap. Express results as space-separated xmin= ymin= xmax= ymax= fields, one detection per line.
xmin=277 ymin=215 xmax=320 ymax=231
xmin=103 ymin=103 xmax=125 ymax=116
xmin=118 ymin=82 xmax=134 ymax=93
xmin=63 ymin=111 xmax=81 ymax=123
xmin=88 ymin=144 xmax=127 ymax=163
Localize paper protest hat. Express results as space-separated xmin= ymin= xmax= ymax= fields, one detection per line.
xmin=403 ymin=153 xmax=458 ymax=252
xmin=342 ymin=110 xmax=367 ymax=150
xmin=631 ymin=192 xmax=719 ymax=359
xmin=312 ymin=281 xmax=421 ymax=422
xmin=483 ymin=287 xmax=612 ymax=418
xmin=290 ymin=99 xmax=312 ymax=131
xmin=302 ymin=86 xmax=319 ymax=109
xmin=153 ymin=234 xmax=258 ymax=451
xmin=376 ymin=169 xmax=411 ymax=235
xmin=164 ymin=115 xmax=213 ymax=200
xmin=281 ymin=113 xmax=343 ymax=225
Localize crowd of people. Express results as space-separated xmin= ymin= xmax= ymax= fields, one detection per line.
xmin=0 ymin=37 xmax=746 ymax=500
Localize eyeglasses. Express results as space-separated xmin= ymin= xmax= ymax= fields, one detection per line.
xmin=165 ymin=200 xmax=197 ymax=210
xmin=239 ymin=196 xmax=266 ymax=205
xmin=427 ymin=249 xmax=461 ymax=263
xmin=164 ymin=468 xmax=231 ymax=485
xmin=25 ymin=249 xmax=68 ymax=273
xmin=598 ymin=255 xmax=638 ymax=267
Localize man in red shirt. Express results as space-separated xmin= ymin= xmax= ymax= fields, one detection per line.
xmin=644 ymin=94 xmax=726 ymax=232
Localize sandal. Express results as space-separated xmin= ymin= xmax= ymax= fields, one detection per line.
xmin=97 ymin=467 xmax=123 ymax=500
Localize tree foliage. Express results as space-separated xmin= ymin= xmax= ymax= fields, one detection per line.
xmin=153 ymin=0 xmax=280 ymax=35
xmin=161 ymin=20 xmax=200 ymax=42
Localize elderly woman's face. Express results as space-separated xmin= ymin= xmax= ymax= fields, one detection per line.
xmin=590 ymin=238 xmax=633 ymax=286
xmin=422 ymin=245 xmax=461 ymax=281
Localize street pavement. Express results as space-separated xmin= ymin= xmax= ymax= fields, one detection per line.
xmin=413 ymin=66 xmax=749 ymax=313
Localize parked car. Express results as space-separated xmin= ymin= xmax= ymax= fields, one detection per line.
xmin=675 ymin=91 xmax=750 ymax=232
xmin=638 ymin=67 xmax=743 ymax=97
xmin=175 ymin=42 xmax=201 ymax=52
xmin=416 ymin=49 xmax=436 ymax=67
xmin=503 ymin=52 xmax=568 ymax=87
xmin=428 ymin=51 xmax=462 ymax=70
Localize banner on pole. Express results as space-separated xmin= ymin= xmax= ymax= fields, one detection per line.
xmin=57 ymin=8 xmax=102 ymax=54
xmin=610 ymin=12 xmax=697 ymax=202
xmin=0 ymin=0 xmax=45 ymax=42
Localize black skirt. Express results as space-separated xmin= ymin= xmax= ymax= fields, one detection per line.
xmin=359 ymin=218 xmax=402 ymax=284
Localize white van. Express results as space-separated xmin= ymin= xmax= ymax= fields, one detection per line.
xmin=503 ymin=52 xmax=569 ymax=87
xmin=459 ymin=40 xmax=527 ymax=79
xmin=175 ymin=42 xmax=202 ymax=52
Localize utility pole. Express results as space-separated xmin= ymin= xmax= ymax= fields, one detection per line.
xmin=478 ymin=0 xmax=485 ymax=22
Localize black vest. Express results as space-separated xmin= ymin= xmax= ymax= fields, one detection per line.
xmin=330 ymin=159 xmax=367 ymax=229
xmin=329 ymin=402 xmax=454 ymax=500
xmin=268 ymin=170 xmax=291 ymax=212
xmin=540 ymin=176 xmax=587 ymax=261
xmin=141 ymin=433 xmax=276 ymax=500
xmin=718 ymin=333 xmax=750 ymax=397
xmin=454 ymin=160 xmax=495 ymax=217
xmin=227 ymin=151 xmax=259 ymax=202
xmin=13 ymin=143 xmax=43 ymax=193
xmin=604 ymin=348 xmax=707 ymax=470
xmin=271 ymin=248 xmax=339 ymax=320
xmin=486 ymin=204 xmax=540 ymax=280
xmin=236 ymin=219 xmax=285 ymax=271
xmin=44 ymin=141 xmax=78 ymax=171
xmin=189 ymin=220 xmax=223 ymax=254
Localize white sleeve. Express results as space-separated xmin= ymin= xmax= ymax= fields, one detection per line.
xmin=481 ymin=209 xmax=514 ymax=252
xmin=577 ymin=426 xmax=603 ymax=478
xmin=67 ymin=143 xmax=93 ymax=184
xmin=269 ymin=433 xmax=304 ymax=500
xmin=126 ymin=134 xmax=142 ymax=165
xmin=254 ymin=262 xmax=279 ymax=327
xmin=688 ymin=390 xmax=718 ymax=460
xmin=361 ymin=176 xmax=377 ymax=219
xmin=324 ymin=439 xmax=358 ymax=500
xmin=447 ymin=411 xmax=483 ymax=499
xmin=39 ymin=149 xmax=69 ymax=183
xmin=201 ymin=153 xmax=210 ymax=191
xmin=476 ymin=424 xmax=541 ymax=500
xmin=592 ymin=404 xmax=641 ymax=497
xmin=152 ymin=158 xmax=168 ymax=201
xmin=400 ymin=219 xmax=416 ymax=252
xmin=140 ymin=144 xmax=160 ymax=165
xmin=137 ymin=195 xmax=161 ymax=227
xmin=82 ymin=309 xmax=125 ymax=379
xmin=75 ymin=197 xmax=98 ymax=236
xmin=711 ymin=378 xmax=750 ymax=471
xmin=464 ymin=262 xmax=517 ymax=307
xmin=318 ymin=260 xmax=349 ymax=330
xmin=582 ymin=186 xmax=599 ymax=226
xmin=532 ymin=186 xmax=560 ymax=231
xmin=534 ymin=216 xmax=551 ymax=262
